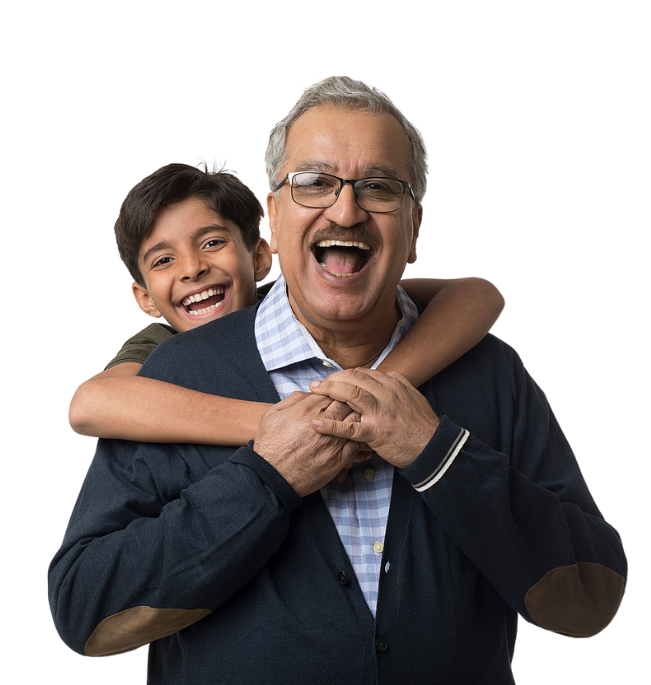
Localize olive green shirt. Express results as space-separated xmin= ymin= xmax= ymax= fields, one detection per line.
xmin=104 ymin=323 xmax=176 ymax=370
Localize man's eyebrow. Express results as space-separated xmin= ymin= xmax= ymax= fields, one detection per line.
xmin=140 ymin=223 xmax=233 ymax=264
xmin=293 ymin=160 xmax=403 ymax=178
xmin=294 ymin=160 xmax=336 ymax=173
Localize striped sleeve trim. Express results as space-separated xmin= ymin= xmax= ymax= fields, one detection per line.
xmin=412 ymin=428 xmax=470 ymax=493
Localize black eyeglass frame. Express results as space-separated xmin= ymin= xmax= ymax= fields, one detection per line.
xmin=273 ymin=172 xmax=416 ymax=213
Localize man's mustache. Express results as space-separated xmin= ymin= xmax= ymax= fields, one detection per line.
xmin=310 ymin=223 xmax=379 ymax=251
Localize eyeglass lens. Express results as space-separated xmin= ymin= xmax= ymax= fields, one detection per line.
xmin=291 ymin=173 xmax=405 ymax=212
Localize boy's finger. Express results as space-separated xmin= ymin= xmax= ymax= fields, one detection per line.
xmin=333 ymin=468 xmax=349 ymax=483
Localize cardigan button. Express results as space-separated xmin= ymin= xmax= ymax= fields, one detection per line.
xmin=375 ymin=638 xmax=388 ymax=652
xmin=338 ymin=572 xmax=350 ymax=586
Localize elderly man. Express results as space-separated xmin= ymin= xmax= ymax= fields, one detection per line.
xmin=49 ymin=77 xmax=626 ymax=684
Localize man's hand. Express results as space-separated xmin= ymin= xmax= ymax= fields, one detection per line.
xmin=309 ymin=369 xmax=440 ymax=469
xmin=254 ymin=392 xmax=370 ymax=497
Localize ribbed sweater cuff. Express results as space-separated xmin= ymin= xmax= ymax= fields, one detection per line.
xmin=401 ymin=415 xmax=469 ymax=492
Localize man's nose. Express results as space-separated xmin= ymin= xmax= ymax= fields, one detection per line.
xmin=323 ymin=182 xmax=368 ymax=226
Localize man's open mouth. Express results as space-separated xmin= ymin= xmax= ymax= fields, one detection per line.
xmin=313 ymin=239 xmax=372 ymax=277
xmin=181 ymin=287 xmax=226 ymax=316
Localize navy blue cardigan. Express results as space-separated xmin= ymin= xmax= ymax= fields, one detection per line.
xmin=49 ymin=304 xmax=626 ymax=684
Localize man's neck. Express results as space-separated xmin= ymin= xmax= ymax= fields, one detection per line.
xmin=288 ymin=294 xmax=402 ymax=370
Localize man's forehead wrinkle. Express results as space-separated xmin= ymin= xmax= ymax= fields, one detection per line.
xmin=293 ymin=159 xmax=403 ymax=179
xmin=294 ymin=160 xmax=336 ymax=173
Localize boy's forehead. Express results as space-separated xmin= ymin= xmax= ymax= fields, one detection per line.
xmin=138 ymin=198 xmax=240 ymax=262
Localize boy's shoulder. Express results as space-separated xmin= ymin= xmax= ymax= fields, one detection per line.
xmin=132 ymin=322 xmax=177 ymax=343
xmin=105 ymin=323 xmax=177 ymax=370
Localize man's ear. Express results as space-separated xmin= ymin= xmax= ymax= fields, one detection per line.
xmin=132 ymin=282 xmax=162 ymax=319
xmin=407 ymin=203 xmax=422 ymax=264
xmin=252 ymin=238 xmax=273 ymax=282
xmin=267 ymin=193 xmax=279 ymax=254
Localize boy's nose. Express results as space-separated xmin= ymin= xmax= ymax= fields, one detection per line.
xmin=179 ymin=252 xmax=208 ymax=281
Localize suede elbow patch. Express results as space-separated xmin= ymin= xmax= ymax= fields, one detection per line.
xmin=524 ymin=562 xmax=625 ymax=637
xmin=85 ymin=606 xmax=212 ymax=656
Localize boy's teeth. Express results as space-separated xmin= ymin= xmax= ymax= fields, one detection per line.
xmin=182 ymin=287 xmax=223 ymax=306
xmin=188 ymin=303 xmax=221 ymax=316
xmin=315 ymin=240 xmax=370 ymax=250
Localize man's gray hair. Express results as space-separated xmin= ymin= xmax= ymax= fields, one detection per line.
xmin=265 ymin=76 xmax=428 ymax=204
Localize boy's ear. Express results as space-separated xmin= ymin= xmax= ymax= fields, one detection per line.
xmin=253 ymin=238 xmax=273 ymax=282
xmin=132 ymin=282 xmax=163 ymax=319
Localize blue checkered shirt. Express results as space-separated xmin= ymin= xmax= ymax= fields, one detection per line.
xmin=254 ymin=275 xmax=418 ymax=615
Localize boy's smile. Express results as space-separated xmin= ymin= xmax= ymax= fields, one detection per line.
xmin=181 ymin=285 xmax=226 ymax=317
xmin=133 ymin=197 xmax=271 ymax=332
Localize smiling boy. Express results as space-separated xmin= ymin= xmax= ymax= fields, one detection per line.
xmin=132 ymin=193 xmax=271 ymax=332
xmin=119 ymin=162 xmax=271 ymax=331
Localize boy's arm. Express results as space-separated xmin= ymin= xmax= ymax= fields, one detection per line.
xmin=69 ymin=364 xmax=271 ymax=445
xmin=379 ymin=278 xmax=504 ymax=387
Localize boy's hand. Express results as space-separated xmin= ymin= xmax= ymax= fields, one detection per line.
xmin=254 ymin=392 xmax=370 ymax=497
xmin=309 ymin=369 xmax=440 ymax=469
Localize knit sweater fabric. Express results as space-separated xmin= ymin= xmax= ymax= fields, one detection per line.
xmin=49 ymin=304 xmax=627 ymax=685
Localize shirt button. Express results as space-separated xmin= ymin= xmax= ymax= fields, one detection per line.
xmin=337 ymin=571 xmax=350 ymax=586
xmin=373 ymin=542 xmax=384 ymax=554
xmin=375 ymin=638 xmax=388 ymax=652
xmin=363 ymin=468 xmax=375 ymax=481
xmin=322 ymin=361 xmax=333 ymax=367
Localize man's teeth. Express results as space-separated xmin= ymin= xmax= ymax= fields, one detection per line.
xmin=315 ymin=240 xmax=370 ymax=250
xmin=316 ymin=239 xmax=370 ymax=276
xmin=182 ymin=288 xmax=223 ymax=306
xmin=318 ymin=263 xmax=355 ymax=277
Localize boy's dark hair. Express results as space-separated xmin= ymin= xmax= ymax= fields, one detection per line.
xmin=115 ymin=163 xmax=264 ymax=286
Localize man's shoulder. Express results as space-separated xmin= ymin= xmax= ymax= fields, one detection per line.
xmin=468 ymin=332 xmax=518 ymax=364
xmin=427 ymin=333 xmax=543 ymax=448
xmin=432 ymin=333 xmax=524 ymax=393
xmin=160 ymin=305 xmax=258 ymax=354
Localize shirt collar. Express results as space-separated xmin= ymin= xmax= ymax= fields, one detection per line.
xmin=255 ymin=274 xmax=418 ymax=373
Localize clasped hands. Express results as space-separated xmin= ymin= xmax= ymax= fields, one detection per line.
xmin=254 ymin=369 xmax=440 ymax=498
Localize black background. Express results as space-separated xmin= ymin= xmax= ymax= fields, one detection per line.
xmin=47 ymin=64 xmax=634 ymax=683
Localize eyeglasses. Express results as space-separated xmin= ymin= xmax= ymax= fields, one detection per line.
xmin=274 ymin=172 xmax=416 ymax=213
